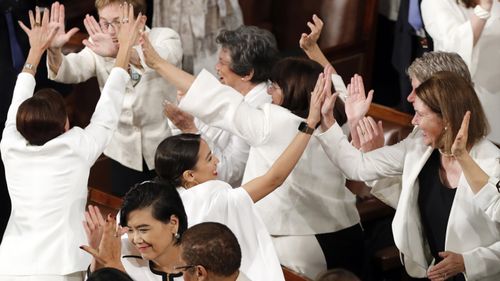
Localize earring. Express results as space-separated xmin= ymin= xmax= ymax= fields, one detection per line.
xmin=174 ymin=232 xmax=180 ymax=241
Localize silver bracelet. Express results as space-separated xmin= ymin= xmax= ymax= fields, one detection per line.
xmin=474 ymin=5 xmax=491 ymax=20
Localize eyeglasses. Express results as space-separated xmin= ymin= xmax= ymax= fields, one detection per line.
xmin=99 ymin=19 xmax=121 ymax=30
xmin=174 ymin=264 xmax=197 ymax=271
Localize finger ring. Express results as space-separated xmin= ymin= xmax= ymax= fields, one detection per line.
xmin=122 ymin=18 xmax=129 ymax=23
xmin=34 ymin=22 xmax=41 ymax=27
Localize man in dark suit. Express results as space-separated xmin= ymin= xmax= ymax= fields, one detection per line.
xmin=392 ymin=0 xmax=433 ymax=113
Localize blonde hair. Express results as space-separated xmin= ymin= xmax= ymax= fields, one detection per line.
xmin=95 ymin=0 xmax=146 ymax=16
xmin=407 ymin=52 xmax=472 ymax=85
xmin=416 ymin=71 xmax=489 ymax=153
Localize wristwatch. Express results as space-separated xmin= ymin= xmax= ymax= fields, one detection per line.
xmin=298 ymin=121 xmax=315 ymax=135
xmin=23 ymin=63 xmax=33 ymax=70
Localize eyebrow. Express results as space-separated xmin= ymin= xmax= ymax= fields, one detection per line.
xmin=205 ymin=151 xmax=212 ymax=161
xmin=129 ymin=224 xmax=150 ymax=228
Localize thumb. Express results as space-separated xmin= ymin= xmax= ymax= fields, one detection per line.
xmin=80 ymin=245 xmax=99 ymax=258
xmin=377 ymin=120 xmax=384 ymax=132
xmin=438 ymin=251 xmax=449 ymax=258
xmin=66 ymin=27 xmax=79 ymax=38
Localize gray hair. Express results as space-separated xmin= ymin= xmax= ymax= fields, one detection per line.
xmin=407 ymin=51 xmax=472 ymax=85
xmin=216 ymin=25 xmax=279 ymax=83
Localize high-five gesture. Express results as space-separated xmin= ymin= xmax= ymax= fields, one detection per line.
xmin=114 ymin=2 xmax=146 ymax=70
xmin=48 ymin=2 xmax=79 ymax=49
xmin=344 ymin=74 xmax=374 ymax=148
xmin=83 ymin=14 xmax=119 ymax=57
xmin=18 ymin=7 xmax=59 ymax=75
xmin=18 ymin=7 xmax=59 ymax=52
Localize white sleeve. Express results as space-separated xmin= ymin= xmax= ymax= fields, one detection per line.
xmin=316 ymin=122 xmax=411 ymax=181
xmin=179 ymin=70 xmax=270 ymax=147
xmin=2 ymin=73 xmax=36 ymax=139
xmin=421 ymin=0 xmax=475 ymax=70
xmin=197 ymin=122 xmax=249 ymax=187
xmin=473 ymin=161 xmax=500 ymax=223
xmin=332 ymin=73 xmax=347 ymax=101
xmin=462 ymin=240 xmax=500 ymax=280
xmin=47 ymin=47 xmax=98 ymax=83
xmin=82 ymin=67 xmax=129 ymax=164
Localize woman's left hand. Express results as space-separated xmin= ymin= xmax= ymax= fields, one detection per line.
xmin=19 ymin=7 xmax=59 ymax=52
xmin=451 ymin=111 xmax=470 ymax=159
xmin=427 ymin=251 xmax=465 ymax=281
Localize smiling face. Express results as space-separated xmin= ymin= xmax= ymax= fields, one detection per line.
xmin=126 ymin=207 xmax=179 ymax=262
xmin=97 ymin=2 xmax=122 ymax=41
xmin=215 ymin=48 xmax=243 ymax=89
xmin=412 ymin=96 xmax=445 ymax=147
xmin=185 ymin=140 xmax=219 ymax=186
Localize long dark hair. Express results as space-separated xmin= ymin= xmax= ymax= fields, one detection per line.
xmin=271 ymin=57 xmax=347 ymax=126
xmin=155 ymin=134 xmax=201 ymax=187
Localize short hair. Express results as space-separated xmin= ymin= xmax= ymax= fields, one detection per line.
xmin=407 ymin=52 xmax=472 ymax=85
xmin=87 ymin=267 xmax=134 ymax=281
xmin=315 ymin=268 xmax=360 ymax=281
xmin=119 ymin=180 xmax=188 ymax=245
xmin=216 ymin=25 xmax=279 ymax=83
xmin=95 ymin=0 xmax=146 ymax=16
xmin=16 ymin=88 xmax=67 ymax=146
xmin=181 ymin=222 xmax=241 ymax=277
xmin=155 ymin=134 xmax=201 ymax=187
xmin=271 ymin=57 xmax=347 ymax=125
xmin=416 ymin=71 xmax=489 ymax=153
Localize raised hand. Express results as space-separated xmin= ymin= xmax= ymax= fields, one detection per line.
xmin=345 ymin=74 xmax=374 ymax=124
xmin=83 ymin=205 xmax=106 ymax=250
xmin=320 ymin=65 xmax=339 ymax=131
xmin=48 ymin=2 xmax=79 ymax=50
xmin=357 ymin=116 xmax=384 ymax=152
xmin=83 ymin=14 xmax=118 ymax=57
xmin=141 ymin=33 xmax=163 ymax=69
xmin=117 ymin=3 xmax=145 ymax=50
xmin=427 ymin=251 xmax=465 ymax=281
xmin=451 ymin=111 xmax=470 ymax=159
xmin=80 ymin=214 xmax=126 ymax=272
xmin=18 ymin=7 xmax=59 ymax=52
xmin=163 ymin=100 xmax=198 ymax=133
xmin=299 ymin=14 xmax=323 ymax=52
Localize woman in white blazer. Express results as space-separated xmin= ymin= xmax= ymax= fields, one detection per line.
xmin=318 ymin=71 xmax=500 ymax=281
xmin=140 ymin=30 xmax=364 ymax=278
xmin=46 ymin=0 xmax=183 ymax=197
xmin=0 ymin=4 xmax=143 ymax=280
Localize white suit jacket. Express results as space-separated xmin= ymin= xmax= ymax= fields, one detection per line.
xmin=48 ymin=27 xmax=183 ymax=171
xmin=179 ymin=70 xmax=360 ymax=235
xmin=0 ymin=68 xmax=128 ymax=275
xmin=318 ymin=123 xmax=500 ymax=280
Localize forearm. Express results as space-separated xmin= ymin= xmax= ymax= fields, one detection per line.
xmin=154 ymin=59 xmax=195 ymax=93
xmin=304 ymin=44 xmax=336 ymax=72
xmin=47 ymin=47 xmax=63 ymax=75
xmin=456 ymin=153 xmax=489 ymax=193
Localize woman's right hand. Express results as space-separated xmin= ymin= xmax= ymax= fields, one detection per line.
xmin=141 ymin=33 xmax=163 ymax=69
xmin=319 ymin=65 xmax=339 ymax=131
xmin=116 ymin=3 xmax=145 ymax=51
xmin=299 ymin=14 xmax=323 ymax=52
xmin=357 ymin=116 xmax=385 ymax=152
xmin=18 ymin=7 xmax=59 ymax=52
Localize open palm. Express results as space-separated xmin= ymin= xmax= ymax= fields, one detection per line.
xmin=49 ymin=2 xmax=79 ymax=49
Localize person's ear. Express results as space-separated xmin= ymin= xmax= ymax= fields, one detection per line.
xmin=242 ymin=69 xmax=254 ymax=81
xmin=182 ymin=170 xmax=196 ymax=188
xmin=196 ymin=265 xmax=209 ymax=280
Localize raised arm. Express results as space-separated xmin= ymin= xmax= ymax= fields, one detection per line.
xmin=141 ymin=33 xmax=194 ymax=93
xmin=46 ymin=1 xmax=79 ymax=75
xmin=299 ymin=14 xmax=332 ymax=69
xmin=242 ymin=71 xmax=329 ymax=202
xmin=2 ymin=7 xmax=59 ymax=134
